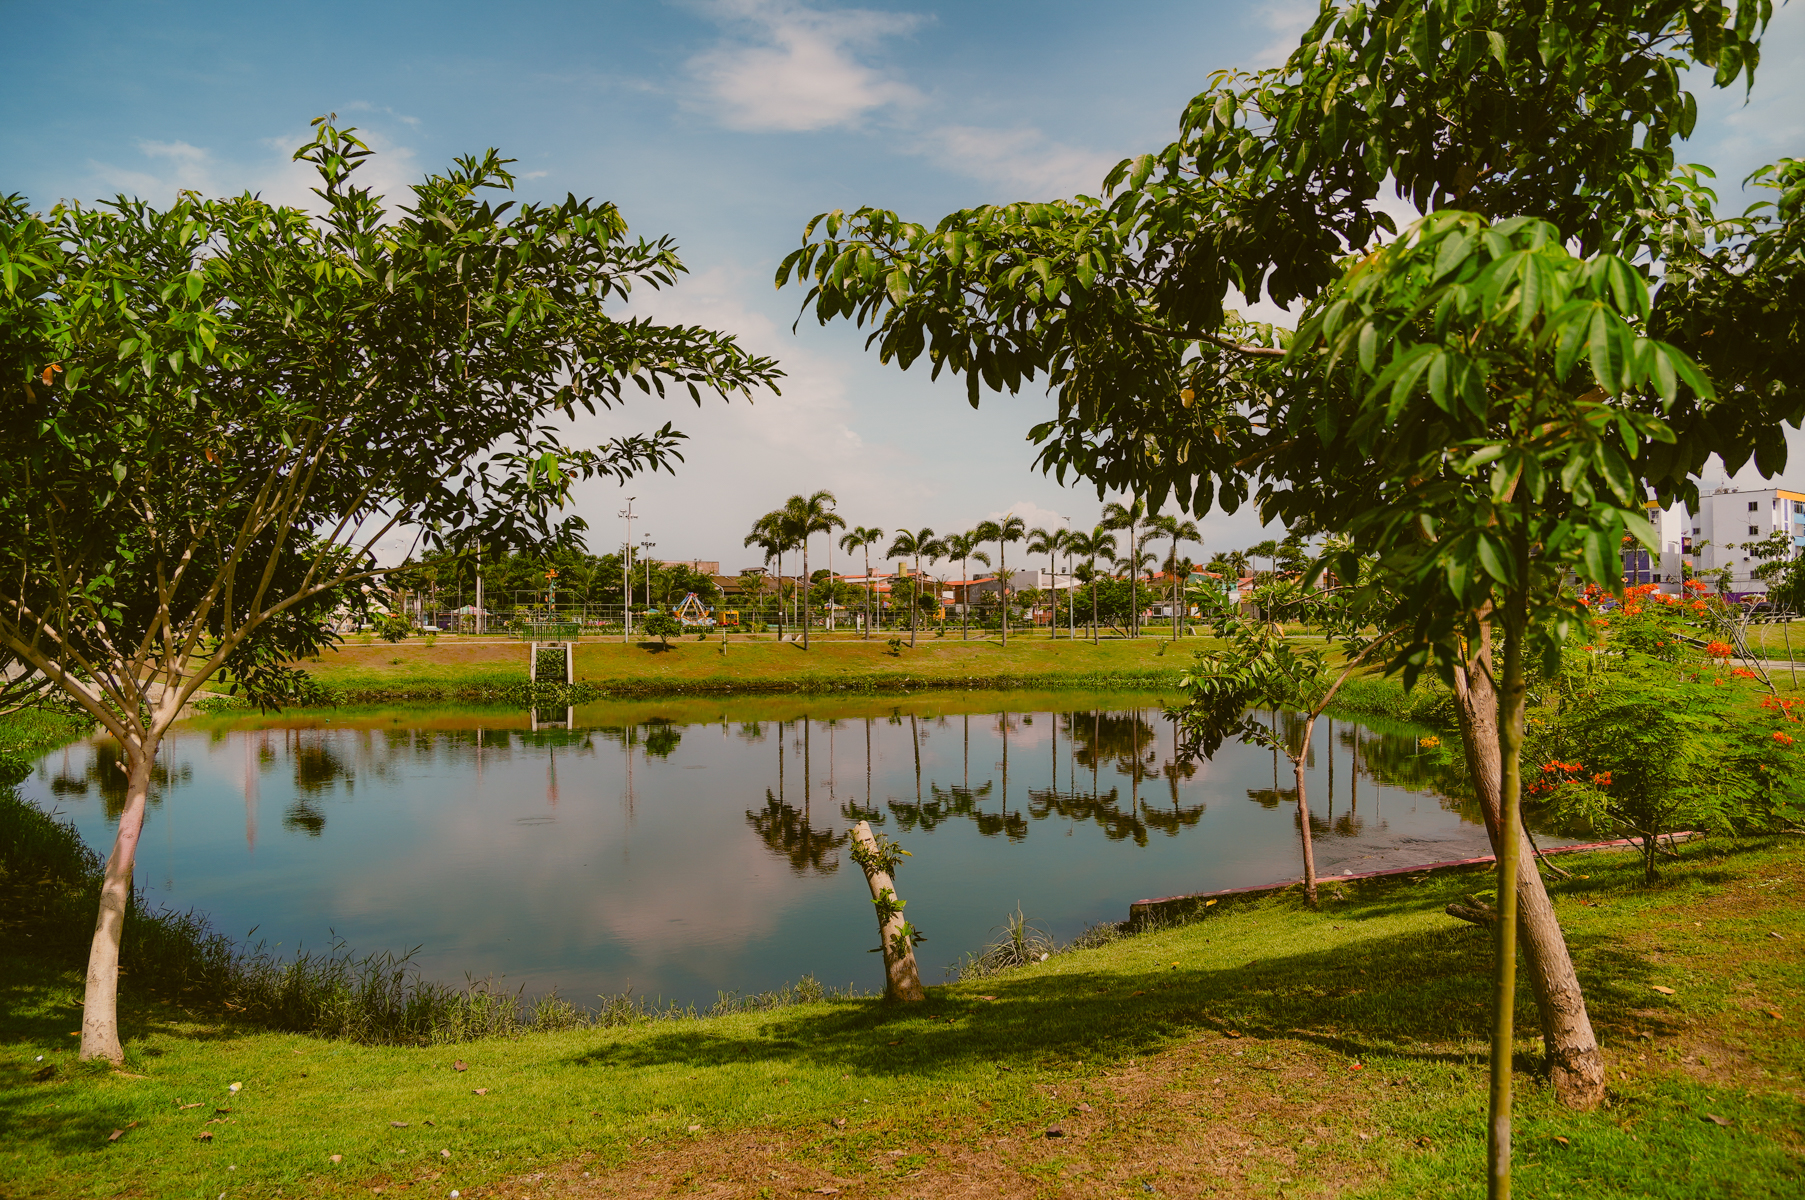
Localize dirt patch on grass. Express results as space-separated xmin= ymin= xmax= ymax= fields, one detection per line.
xmin=471 ymin=1033 xmax=1395 ymax=1198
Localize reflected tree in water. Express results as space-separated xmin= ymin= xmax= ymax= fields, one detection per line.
xmin=49 ymin=744 xmax=189 ymax=821
xmin=745 ymin=790 xmax=848 ymax=874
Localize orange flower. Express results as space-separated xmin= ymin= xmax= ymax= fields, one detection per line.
xmin=1776 ymin=732 xmax=1796 ymax=747
xmin=1706 ymin=641 xmax=1734 ymax=660
xmin=1591 ymin=772 xmax=1613 ymax=786
xmin=1732 ymin=667 xmax=1758 ymax=679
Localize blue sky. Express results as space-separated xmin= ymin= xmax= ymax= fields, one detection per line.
xmin=5 ymin=1 xmax=1802 ymax=571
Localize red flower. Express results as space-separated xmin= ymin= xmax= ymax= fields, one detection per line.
xmin=1705 ymin=641 xmax=1734 ymax=660
xmin=1732 ymin=667 xmax=1758 ymax=679
xmin=1776 ymin=732 xmax=1796 ymax=747
xmin=1591 ymin=772 xmax=1613 ymax=786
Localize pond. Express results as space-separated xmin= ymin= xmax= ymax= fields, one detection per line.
xmin=26 ymin=690 xmax=1538 ymax=1007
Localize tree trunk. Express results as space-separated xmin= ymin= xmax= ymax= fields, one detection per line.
xmin=1453 ymin=631 xmax=1605 ymax=1111
xmin=909 ymin=557 xmax=919 ymax=647
xmin=851 ymin=821 xmax=925 ymax=1001
xmin=1000 ymin=545 xmax=1009 ymax=646
xmin=1293 ymin=721 xmax=1319 ymax=907
xmin=81 ymin=735 xmax=157 ymax=1063
xmin=802 ymin=538 xmax=811 ymax=649
xmin=1489 ymin=593 xmax=1529 ymax=1199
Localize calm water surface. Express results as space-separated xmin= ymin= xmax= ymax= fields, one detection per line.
xmin=26 ymin=690 xmax=1523 ymax=1006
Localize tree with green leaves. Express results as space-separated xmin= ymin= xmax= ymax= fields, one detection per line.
xmin=1065 ymin=527 xmax=1116 ymax=642
xmin=743 ymin=514 xmax=792 ymax=633
xmin=780 ymin=490 xmax=843 ymax=648
xmin=1099 ymin=499 xmax=1149 ymax=636
xmin=942 ymin=529 xmax=991 ymax=640
xmin=978 ymin=514 xmax=1028 ymax=645
xmin=839 ymin=525 xmax=886 ymax=638
xmin=1 ymin=119 xmax=779 ymax=1063
xmin=884 ymin=528 xmax=943 ymax=647
xmin=776 ymin=5 xmax=1797 ymax=1144
xmin=1026 ymin=525 xmax=1068 ymax=637
xmin=1277 ymin=209 xmax=1714 ymax=1190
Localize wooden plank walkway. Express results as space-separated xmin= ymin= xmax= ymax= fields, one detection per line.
xmin=1128 ymin=831 xmax=1703 ymax=924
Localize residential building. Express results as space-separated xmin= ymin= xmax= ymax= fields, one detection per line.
xmin=1676 ymin=485 xmax=1805 ymax=595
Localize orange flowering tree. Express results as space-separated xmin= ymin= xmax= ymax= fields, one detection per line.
xmin=1527 ymin=636 xmax=1803 ymax=882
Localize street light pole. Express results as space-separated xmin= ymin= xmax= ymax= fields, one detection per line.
xmin=620 ymin=498 xmax=636 ymax=643
xmin=641 ymin=538 xmax=656 ymax=613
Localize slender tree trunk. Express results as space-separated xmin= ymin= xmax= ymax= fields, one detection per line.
xmin=1292 ymin=722 xmax=1319 ymax=907
xmin=802 ymin=537 xmax=811 ymax=649
xmin=81 ymin=732 xmax=158 ymax=1063
xmin=910 ymin=557 xmax=920 ymax=647
xmin=1091 ymin=560 xmax=1100 ymax=644
xmin=961 ymin=554 xmax=969 ymax=640
xmin=864 ymin=548 xmax=873 ymax=639
xmin=1488 ymin=587 xmax=1531 ymax=1200
xmin=1000 ymin=545 xmax=1009 ymax=646
xmin=1453 ymin=628 xmax=1604 ymax=1111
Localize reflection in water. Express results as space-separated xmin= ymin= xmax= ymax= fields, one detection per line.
xmin=30 ymin=693 xmax=1517 ymax=1008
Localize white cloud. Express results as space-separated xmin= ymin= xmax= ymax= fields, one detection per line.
xmin=564 ymin=264 xmax=926 ymax=571
xmin=915 ymin=125 xmax=1117 ymax=200
xmin=984 ymin=501 xmax=1073 ymax=535
xmin=84 ymin=122 xmax=422 ymax=214
xmin=688 ymin=0 xmax=924 ymax=132
xmin=1250 ymin=0 xmax=1320 ymax=68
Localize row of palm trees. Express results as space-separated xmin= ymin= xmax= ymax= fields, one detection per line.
xmin=743 ymin=493 xmax=1226 ymax=646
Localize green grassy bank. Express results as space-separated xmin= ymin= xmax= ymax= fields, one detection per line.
xmin=6 ymin=827 xmax=1801 ymax=1198
xmin=287 ymin=633 xmax=1203 ymax=702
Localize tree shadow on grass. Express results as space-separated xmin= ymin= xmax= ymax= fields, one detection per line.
xmin=561 ymin=841 xmax=1771 ymax=1085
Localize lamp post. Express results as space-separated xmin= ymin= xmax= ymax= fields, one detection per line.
xmin=641 ymin=538 xmax=656 ymax=614
xmin=619 ymin=498 xmax=636 ymax=643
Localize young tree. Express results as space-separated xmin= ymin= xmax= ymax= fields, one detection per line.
xmin=1281 ymin=211 xmax=1711 ymax=1191
xmin=0 ymin=121 xmax=779 ymax=1063
xmin=775 ymin=1 xmax=1787 ymax=1158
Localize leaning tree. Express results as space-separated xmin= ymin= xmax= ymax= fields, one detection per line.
xmin=0 ymin=120 xmax=780 ymax=1063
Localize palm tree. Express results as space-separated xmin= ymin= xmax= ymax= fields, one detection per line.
xmin=941 ymin=530 xmax=990 ymax=641
xmin=1026 ymin=526 xmax=1068 ymax=638
xmin=1160 ymin=517 xmax=1200 ymax=640
xmin=884 ymin=527 xmax=943 ymax=647
xmin=1068 ymin=526 xmax=1116 ymax=642
xmin=1100 ymin=497 xmax=1148 ymax=636
xmin=839 ymin=525 xmax=885 ymax=639
xmin=976 ymin=515 xmax=1026 ymax=645
xmin=743 ymin=514 xmax=788 ymax=633
xmin=779 ymin=491 xmax=843 ymax=650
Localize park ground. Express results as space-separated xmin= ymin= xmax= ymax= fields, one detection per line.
xmin=289 ymin=632 xmax=1204 ymax=699
xmin=3 ymin=832 xmax=1802 ymax=1198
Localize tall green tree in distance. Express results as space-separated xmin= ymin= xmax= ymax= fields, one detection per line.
xmin=782 ymin=490 xmax=843 ymax=649
xmin=884 ymin=528 xmax=942 ymax=647
xmin=976 ymin=515 xmax=1027 ymax=645
xmin=1026 ymin=525 xmax=1068 ymax=637
xmin=0 ymin=120 xmax=780 ymax=1063
xmin=839 ymin=525 xmax=885 ymax=638
xmin=1100 ymin=499 xmax=1149 ymax=636
xmin=942 ymin=530 xmax=990 ymax=640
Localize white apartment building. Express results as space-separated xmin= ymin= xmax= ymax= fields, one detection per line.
xmin=1683 ymin=485 xmax=1805 ymax=594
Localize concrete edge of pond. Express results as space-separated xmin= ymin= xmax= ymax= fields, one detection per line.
xmin=1127 ymin=831 xmax=1705 ymax=925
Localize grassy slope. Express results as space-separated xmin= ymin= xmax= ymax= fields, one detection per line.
xmin=4 ymin=838 xmax=1801 ymax=1199
xmin=295 ymin=634 xmax=1204 ymax=698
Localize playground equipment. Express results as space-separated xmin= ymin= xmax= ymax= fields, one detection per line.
xmin=674 ymin=592 xmax=714 ymax=628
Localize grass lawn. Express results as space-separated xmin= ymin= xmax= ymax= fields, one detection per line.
xmin=5 ymin=836 xmax=1801 ymax=1198
xmin=293 ymin=633 xmax=1206 ymax=699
